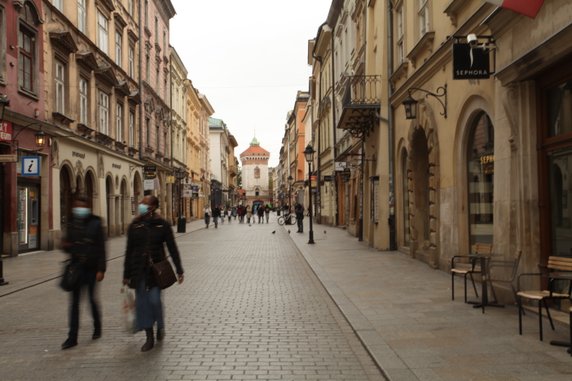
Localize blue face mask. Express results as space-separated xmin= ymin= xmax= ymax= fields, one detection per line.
xmin=138 ymin=204 xmax=150 ymax=215
xmin=72 ymin=207 xmax=90 ymax=219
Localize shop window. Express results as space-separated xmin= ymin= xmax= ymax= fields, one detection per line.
xmin=467 ymin=112 xmax=494 ymax=246
xmin=548 ymin=80 xmax=572 ymax=137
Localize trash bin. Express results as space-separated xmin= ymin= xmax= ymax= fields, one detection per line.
xmin=177 ymin=217 xmax=186 ymax=233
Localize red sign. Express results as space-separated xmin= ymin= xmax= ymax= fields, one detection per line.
xmin=0 ymin=121 xmax=12 ymax=142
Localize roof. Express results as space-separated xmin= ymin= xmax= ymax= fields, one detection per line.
xmin=240 ymin=144 xmax=270 ymax=158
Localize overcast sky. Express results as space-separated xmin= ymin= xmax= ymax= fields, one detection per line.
xmin=170 ymin=0 xmax=332 ymax=167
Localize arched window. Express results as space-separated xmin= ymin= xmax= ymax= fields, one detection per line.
xmin=18 ymin=1 xmax=41 ymax=95
xmin=254 ymin=166 xmax=260 ymax=179
xmin=467 ymin=112 xmax=494 ymax=246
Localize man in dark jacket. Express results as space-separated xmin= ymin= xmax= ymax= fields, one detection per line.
xmin=295 ymin=203 xmax=304 ymax=233
xmin=61 ymin=196 xmax=106 ymax=350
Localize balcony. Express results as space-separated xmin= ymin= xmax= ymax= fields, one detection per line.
xmin=337 ymin=75 xmax=381 ymax=139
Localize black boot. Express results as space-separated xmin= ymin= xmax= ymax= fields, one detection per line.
xmin=141 ymin=328 xmax=154 ymax=352
xmin=156 ymin=327 xmax=165 ymax=341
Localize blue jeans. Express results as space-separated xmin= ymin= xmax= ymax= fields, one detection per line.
xmin=135 ymin=281 xmax=164 ymax=330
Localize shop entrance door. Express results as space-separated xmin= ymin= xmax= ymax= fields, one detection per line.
xmin=17 ymin=184 xmax=40 ymax=252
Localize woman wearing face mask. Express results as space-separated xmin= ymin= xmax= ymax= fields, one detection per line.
xmin=123 ymin=195 xmax=184 ymax=352
xmin=61 ymin=196 xmax=107 ymax=350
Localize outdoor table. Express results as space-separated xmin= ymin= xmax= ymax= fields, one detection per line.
xmin=467 ymin=254 xmax=503 ymax=313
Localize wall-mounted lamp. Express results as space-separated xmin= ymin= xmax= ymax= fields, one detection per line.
xmin=402 ymin=84 xmax=447 ymax=120
xmin=0 ymin=94 xmax=10 ymax=121
xmin=34 ymin=130 xmax=46 ymax=148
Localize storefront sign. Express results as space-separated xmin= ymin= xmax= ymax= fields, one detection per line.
xmin=144 ymin=165 xmax=157 ymax=179
xmin=182 ymin=184 xmax=192 ymax=198
xmin=144 ymin=179 xmax=155 ymax=190
xmin=334 ymin=161 xmax=347 ymax=171
xmin=0 ymin=121 xmax=12 ymax=141
xmin=21 ymin=156 xmax=40 ymax=176
xmin=453 ymin=42 xmax=492 ymax=80
xmin=72 ymin=151 xmax=86 ymax=159
xmin=112 ymin=163 xmax=121 ymax=169
xmin=0 ymin=154 xmax=17 ymax=163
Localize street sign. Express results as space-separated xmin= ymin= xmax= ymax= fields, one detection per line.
xmin=0 ymin=121 xmax=12 ymax=142
xmin=334 ymin=161 xmax=347 ymax=171
xmin=453 ymin=42 xmax=492 ymax=80
xmin=0 ymin=154 xmax=17 ymax=163
xmin=21 ymin=156 xmax=40 ymax=176
xmin=144 ymin=179 xmax=155 ymax=190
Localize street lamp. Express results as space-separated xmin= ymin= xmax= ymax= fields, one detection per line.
xmin=304 ymin=144 xmax=315 ymax=245
xmin=287 ymin=175 xmax=293 ymax=213
xmin=175 ymin=168 xmax=186 ymax=233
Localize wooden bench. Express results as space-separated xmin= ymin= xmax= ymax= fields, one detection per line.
xmin=516 ymin=256 xmax=572 ymax=341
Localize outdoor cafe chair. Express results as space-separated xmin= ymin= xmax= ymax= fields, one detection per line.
xmin=451 ymin=243 xmax=492 ymax=303
xmin=489 ymin=250 xmax=522 ymax=305
xmin=516 ymin=256 xmax=572 ymax=341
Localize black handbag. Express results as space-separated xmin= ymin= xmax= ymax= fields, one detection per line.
xmin=149 ymin=256 xmax=177 ymax=289
xmin=60 ymin=260 xmax=82 ymax=292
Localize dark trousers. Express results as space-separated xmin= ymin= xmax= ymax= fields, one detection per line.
xmin=68 ymin=269 xmax=100 ymax=340
xmin=297 ymin=217 xmax=304 ymax=232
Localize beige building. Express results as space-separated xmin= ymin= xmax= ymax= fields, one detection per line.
xmin=298 ymin=0 xmax=572 ymax=302
xmin=185 ymin=81 xmax=213 ymax=219
xmin=43 ymin=0 xmax=144 ymax=240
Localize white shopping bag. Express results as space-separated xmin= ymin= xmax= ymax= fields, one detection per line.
xmin=121 ymin=286 xmax=137 ymax=334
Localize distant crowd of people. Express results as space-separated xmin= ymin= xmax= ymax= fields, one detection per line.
xmin=203 ymin=203 xmax=275 ymax=228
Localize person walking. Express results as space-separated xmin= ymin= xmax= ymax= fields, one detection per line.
xmin=123 ymin=195 xmax=184 ymax=352
xmin=204 ymin=205 xmax=211 ymax=228
xmin=295 ymin=203 xmax=304 ymax=233
xmin=246 ymin=205 xmax=252 ymax=225
xmin=265 ymin=204 xmax=271 ymax=223
xmin=212 ymin=205 xmax=221 ymax=228
xmin=257 ymin=204 xmax=265 ymax=224
xmin=61 ymin=196 xmax=107 ymax=350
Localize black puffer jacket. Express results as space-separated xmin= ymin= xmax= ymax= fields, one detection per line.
xmin=123 ymin=215 xmax=184 ymax=288
xmin=63 ymin=215 xmax=106 ymax=273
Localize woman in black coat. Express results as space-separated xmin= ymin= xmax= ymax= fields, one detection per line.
xmin=123 ymin=195 xmax=184 ymax=352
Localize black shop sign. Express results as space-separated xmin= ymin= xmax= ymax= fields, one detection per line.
xmin=453 ymin=42 xmax=493 ymax=80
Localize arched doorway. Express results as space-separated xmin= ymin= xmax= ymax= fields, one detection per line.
xmin=133 ymin=171 xmax=142 ymax=213
xmin=410 ymin=127 xmax=430 ymax=248
xmin=400 ymin=148 xmax=411 ymax=247
xmin=106 ymin=176 xmax=113 ymax=236
xmin=60 ymin=166 xmax=74 ymax=226
xmin=85 ymin=171 xmax=95 ymax=210
xmin=120 ymin=178 xmax=128 ymax=234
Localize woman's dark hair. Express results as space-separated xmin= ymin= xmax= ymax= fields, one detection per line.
xmin=148 ymin=195 xmax=159 ymax=208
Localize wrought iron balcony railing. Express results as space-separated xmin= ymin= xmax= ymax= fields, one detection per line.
xmin=338 ymin=75 xmax=382 ymax=139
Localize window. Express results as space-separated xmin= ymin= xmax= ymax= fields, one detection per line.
xmin=145 ymin=54 xmax=150 ymax=81
xmin=79 ymin=77 xmax=89 ymax=124
xmin=98 ymin=90 xmax=109 ymax=135
xmin=254 ymin=167 xmax=260 ymax=179
xmin=53 ymin=0 xmax=63 ymax=11
xmin=128 ymin=44 xmax=135 ymax=77
xmin=163 ymin=29 xmax=167 ymax=54
xmin=116 ymin=103 xmax=123 ymax=142
xmin=128 ymin=0 xmax=134 ymax=16
xmin=396 ymin=4 xmax=405 ymax=64
xmin=156 ymin=66 xmax=160 ymax=89
xmin=128 ymin=109 xmax=135 ymax=147
xmin=144 ymin=0 xmax=148 ymax=27
xmin=154 ymin=17 xmax=158 ymax=40
xmin=548 ymin=80 xmax=572 ymax=137
xmin=115 ymin=30 xmax=122 ymax=66
xmin=467 ymin=112 xmax=494 ymax=246
xmin=18 ymin=24 xmax=36 ymax=93
xmin=55 ymin=60 xmax=66 ymax=114
xmin=97 ymin=11 xmax=109 ymax=54
xmin=418 ymin=0 xmax=430 ymax=37
xmin=145 ymin=117 xmax=150 ymax=147
xmin=77 ymin=0 xmax=86 ymax=33
xmin=156 ymin=125 xmax=160 ymax=151
xmin=0 ymin=7 xmax=5 ymax=82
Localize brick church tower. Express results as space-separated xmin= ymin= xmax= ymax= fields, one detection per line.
xmin=240 ymin=137 xmax=270 ymax=207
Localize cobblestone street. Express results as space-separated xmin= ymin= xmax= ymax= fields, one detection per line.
xmin=0 ymin=219 xmax=384 ymax=381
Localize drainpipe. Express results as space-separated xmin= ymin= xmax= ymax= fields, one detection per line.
xmin=387 ymin=1 xmax=397 ymax=250
xmin=331 ymin=24 xmax=338 ymax=226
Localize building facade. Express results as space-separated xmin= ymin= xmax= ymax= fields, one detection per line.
xmin=240 ymin=137 xmax=271 ymax=208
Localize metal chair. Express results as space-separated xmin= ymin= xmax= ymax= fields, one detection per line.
xmin=488 ymin=250 xmax=522 ymax=304
xmin=451 ymin=243 xmax=492 ymax=302
xmin=516 ymin=256 xmax=572 ymax=341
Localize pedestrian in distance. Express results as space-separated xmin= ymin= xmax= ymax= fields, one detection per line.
xmin=265 ymin=204 xmax=271 ymax=223
xmin=60 ymin=196 xmax=107 ymax=350
xmin=227 ymin=207 xmax=232 ymax=223
xmin=246 ymin=205 xmax=252 ymax=225
xmin=204 ymin=206 xmax=211 ymax=228
xmin=231 ymin=206 xmax=237 ymax=220
xmin=257 ymin=204 xmax=265 ymax=224
xmin=295 ymin=203 xmax=304 ymax=233
xmin=123 ymin=195 xmax=184 ymax=352
xmin=212 ymin=205 xmax=221 ymax=228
